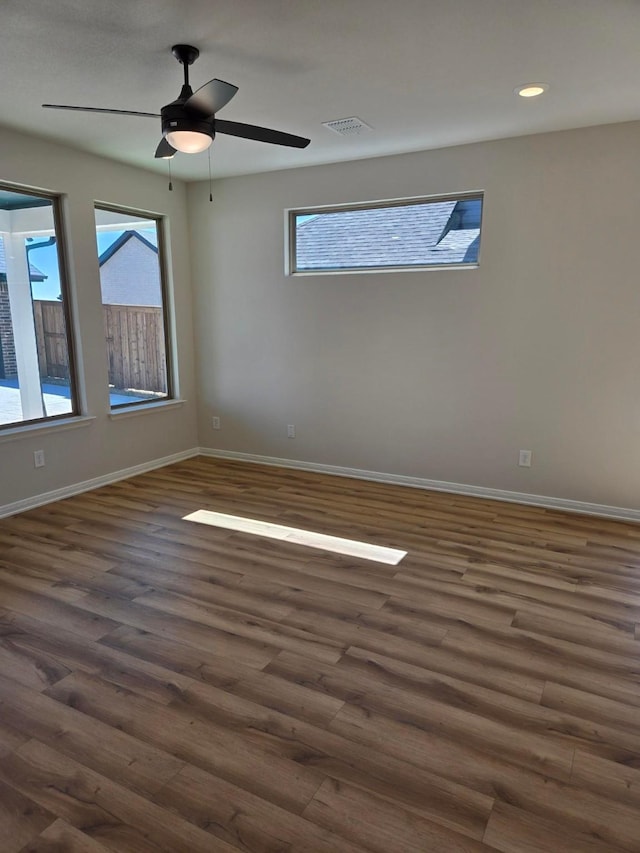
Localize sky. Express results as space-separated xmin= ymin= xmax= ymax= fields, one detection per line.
xmin=28 ymin=229 xmax=157 ymax=301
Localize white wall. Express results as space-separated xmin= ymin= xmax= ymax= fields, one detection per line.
xmin=189 ymin=120 xmax=640 ymax=510
xmin=0 ymin=126 xmax=198 ymax=509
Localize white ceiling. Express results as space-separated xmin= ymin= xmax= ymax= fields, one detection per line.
xmin=3 ymin=0 xmax=640 ymax=181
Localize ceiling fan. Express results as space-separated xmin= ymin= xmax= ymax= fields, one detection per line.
xmin=42 ymin=44 xmax=311 ymax=159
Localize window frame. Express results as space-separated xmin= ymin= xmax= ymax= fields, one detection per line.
xmin=94 ymin=202 xmax=175 ymax=411
xmin=0 ymin=182 xmax=80 ymax=432
xmin=286 ymin=191 xmax=484 ymax=276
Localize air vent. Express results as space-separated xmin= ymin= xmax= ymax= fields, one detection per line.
xmin=322 ymin=117 xmax=372 ymax=136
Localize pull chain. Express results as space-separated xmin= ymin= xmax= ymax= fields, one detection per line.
xmin=168 ymin=157 xmax=173 ymax=192
xmin=208 ymin=147 xmax=213 ymax=202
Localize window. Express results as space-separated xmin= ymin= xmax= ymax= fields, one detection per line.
xmin=0 ymin=186 xmax=78 ymax=429
xmin=288 ymin=193 xmax=483 ymax=274
xmin=94 ymin=205 xmax=173 ymax=409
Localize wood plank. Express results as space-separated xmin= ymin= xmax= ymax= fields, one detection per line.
xmin=440 ymin=620 xmax=640 ymax=707
xmin=112 ymin=555 xmax=390 ymax=612
xmin=50 ymin=648 xmax=494 ymax=842
xmin=0 ymin=777 xmax=54 ymax=853
xmin=511 ymin=609 xmax=637 ymax=653
xmin=0 ymin=580 xmax=119 ymax=642
xmin=338 ymin=648 xmax=640 ymax=766
xmin=18 ymin=819 xmax=112 ymax=852
xmin=541 ymin=680 xmax=640 ymax=734
xmin=152 ymin=763 xmax=370 ymax=853
xmin=100 ymin=622 xmax=346 ymax=726
xmin=45 ymin=670 xmax=325 ymax=814
xmin=0 ymin=717 xmax=30 ymax=757
xmin=132 ymin=589 xmax=347 ymax=664
xmin=279 ymin=607 xmax=446 ymax=666
xmin=267 ymin=649 xmax=574 ymax=779
xmin=1 ymin=740 xmax=240 ymax=853
xmin=462 ymin=566 xmax=640 ymax=622
xmin=0 ymin=559 xmax=150 ymax=604
xmin=482 ymin=801 xmax=626 ymax=853
xmin=0 ymin=608 xmax=205 ymax=705
xmin=391 ymin=571 xmax=639 ymax=638
xmin=0 ymin=629 xmax=72 ymax=692
xmin=109 ymin=562 xmax=295 ymax=621
xmin=329 ymin=703 xmax=640 ymax=851
xmin=303 ymin=777 xmax=495 ymax=853
xmin=50 ymin=591 xmax=280 ymax=669
xmin=266 ymin=638 xmax=546 ymax=704
xmin=0 ymin=541 xmax=116 ymax=574
xmin=0 ymin=672 xmax=185 ymax=797
xmin=570 ymin=750 xmax=640 ymax=808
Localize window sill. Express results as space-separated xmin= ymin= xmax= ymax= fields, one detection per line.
xmin=0 ymin=415 xmax=96 ymax=443
xmin=290 ymin=263 xmax=479 ymax=276
xmin=109 ymin=398 xmax=186 ymax=420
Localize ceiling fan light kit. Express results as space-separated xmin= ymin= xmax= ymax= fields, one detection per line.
xmin=42 ymin=43 xmax=310 ymax=165
xmin=165 ymin=129 xmax=212 ymax=153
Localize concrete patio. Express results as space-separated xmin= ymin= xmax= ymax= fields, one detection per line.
xmin=0 ymin=379 xmax=72 ymax=425
xmin=0 ymin=378 xmax=148 ymax=426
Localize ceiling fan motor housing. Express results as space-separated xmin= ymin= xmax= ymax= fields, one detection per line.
xmin=161 ymin=101 xmax=214 ymax=140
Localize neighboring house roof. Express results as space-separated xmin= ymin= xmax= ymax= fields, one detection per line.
xmin=429 ymin=229 xmax=480 ymax=264
xmin=98 ymin=230 xmax=158 ymax=266
xmin=98 ymin=230 xmax=161 ymax=307
xmin=296 ymin=200 xmax=480 ymax=269
xmin=0 ymin=237 xmax=47 ymax=281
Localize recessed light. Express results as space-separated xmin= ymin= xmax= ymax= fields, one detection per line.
xmin=515 ymin=83 xmax=549 ymax=98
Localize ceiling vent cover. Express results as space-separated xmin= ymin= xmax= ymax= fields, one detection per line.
xmin=322 ymin=116 xmax=372 ymax=136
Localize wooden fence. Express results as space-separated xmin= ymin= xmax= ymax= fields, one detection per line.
xmin=103 ymin=304 xmax=167 ymax=394
xmin=33 ymin=300 xmax=167 ymax=393
xmin=33 ymin=300 xmax=69 ymax=381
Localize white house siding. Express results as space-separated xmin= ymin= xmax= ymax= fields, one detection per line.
xmin=99 ymin=236 xmax=161 ymax=306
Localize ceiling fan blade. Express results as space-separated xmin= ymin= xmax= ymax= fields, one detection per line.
xmin=155 ymin=138 xmax=177 ymax=159
xmin=42 ymin=104 xmax=160 ymax=118
xmin=185 ymin=78 xmax=239 ymax=118
xmin=214 ymin=119 xmax=310 ymax=148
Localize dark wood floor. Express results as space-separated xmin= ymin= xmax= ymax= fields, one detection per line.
xmin=1 ymin=457 xmax=640 ymax=851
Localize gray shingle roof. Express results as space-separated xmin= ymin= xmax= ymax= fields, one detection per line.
xmin=0 ymin=237 xmax=47 ymax=280
xmin=296 ymin=200 xmax=480 ymax=270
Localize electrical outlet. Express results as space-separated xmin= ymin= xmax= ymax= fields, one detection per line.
xmin=287 ymin=424 xmax=296 ymax=439
xmin=518 ymin=449 xmax=532 ymax=468
xmin=212 ymin=416 xmax=221 ymax=430
xmin=33 ymin=449 xmax=45 ymax=468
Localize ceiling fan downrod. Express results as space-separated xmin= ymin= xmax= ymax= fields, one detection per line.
xmin=171 ymin=44 xmax=200 ymax=92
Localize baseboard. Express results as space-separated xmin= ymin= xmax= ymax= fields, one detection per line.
xmin=3 ymin=444 xmax=638 ymax=524
xmin=0 ymin=448 xmax=200 ymax=519
xmin=198 ymin=447 xmax=640 ymax=523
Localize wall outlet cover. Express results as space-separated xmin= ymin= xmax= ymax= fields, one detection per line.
xmin=518 ymin=450 xmax=532 ymax=468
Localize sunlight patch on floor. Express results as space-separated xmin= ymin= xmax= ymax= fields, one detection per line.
xmin=183 ymin=509 xmax=407 ymax=565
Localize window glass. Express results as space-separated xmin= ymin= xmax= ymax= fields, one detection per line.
xmin=94 ymin=206 xmax=172 ymax=408
xmin=289 ymin=194 xmax=483 ymax=273
xmin=0 ymin=187 xmax=78 ymax=428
